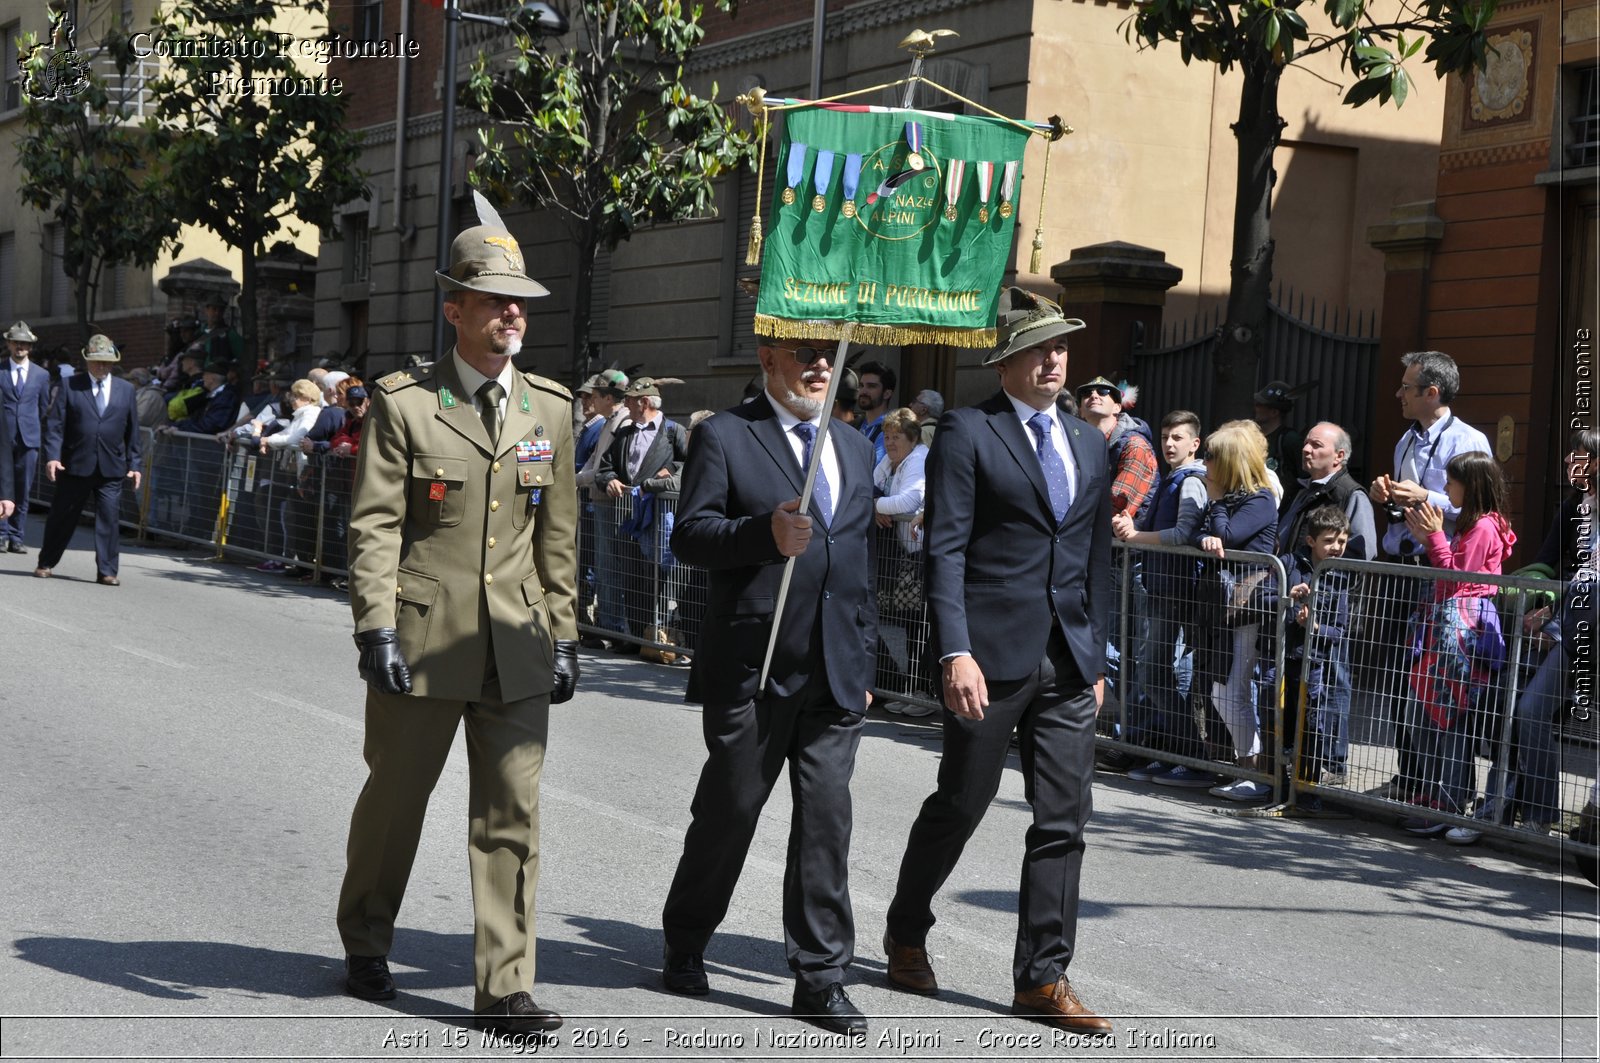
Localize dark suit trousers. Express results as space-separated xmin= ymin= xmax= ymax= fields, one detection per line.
xmin=2 ymin=446 xmax=38 ymax=544
xmin=662 ymin=675 xmax=864 ymax=990
xmin=38 ymin=473 xmax=124 ymax=577
xmin=887 ymin=629 xmax=1097 ymax=990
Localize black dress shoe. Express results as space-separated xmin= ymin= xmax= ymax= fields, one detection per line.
xmin=475 ymin=992 xmax=563 ymax=1035
xmin=791 ymin=981 xmax=866 ymax=1036
xmin=578 ymin=635 xmax=609 ymax=650
xmin=662 ymin=946 xmax=709 ymax=995
xmin=1094 ymin=749 xmax=1139 ymax=773
xmin=344 ymin=954 xmax=396 ymax=1001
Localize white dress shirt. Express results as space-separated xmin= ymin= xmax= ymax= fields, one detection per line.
xmin=765 ymin=390 xmax=841 ymax=511
xmin=1006 ymin=393 xmax=1078 ymax=501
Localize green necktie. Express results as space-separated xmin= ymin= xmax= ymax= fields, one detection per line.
xmin=477 ymin=380 xmax=504 ymax=444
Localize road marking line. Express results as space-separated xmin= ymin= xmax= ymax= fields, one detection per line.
xmin=0 ymin=604 xmax=77 ymax=634
xmin=256 ymin=691 xmax=359 ymax=729
xmin=113 ymin=644 xmax=191 ymax=669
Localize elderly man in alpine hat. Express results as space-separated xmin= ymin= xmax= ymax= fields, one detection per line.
xmin=334 ymin=201 xmax=580 ymax=1039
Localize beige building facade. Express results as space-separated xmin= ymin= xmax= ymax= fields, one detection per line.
xmin=316 ymin=0 xmax=1453 ymax=412
xmin=0 ymin=0 xmax=322 ymax=362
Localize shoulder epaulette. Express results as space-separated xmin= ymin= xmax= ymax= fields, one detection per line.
xmin=377 ymin=363 xmax=434 ymax=393
xmin=522 ymin=372 xmax=572 ymax=401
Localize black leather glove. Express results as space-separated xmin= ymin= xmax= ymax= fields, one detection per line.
xmin=354 ymin=628 xmax=413 ymax=695
xmin=551 ymin=640 xmax=579 ymax=704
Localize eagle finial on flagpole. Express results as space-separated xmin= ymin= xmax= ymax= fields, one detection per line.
xmin=898 ymin=28 xmax=958 ymax=60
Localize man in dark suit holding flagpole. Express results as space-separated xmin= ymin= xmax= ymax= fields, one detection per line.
xmin=882 ymin=288 xmax=1115 ymax=1033
xmin=659 ymin=330 xmax=877 ymax=1036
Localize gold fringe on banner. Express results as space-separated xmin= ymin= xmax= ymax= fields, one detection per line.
xmin=754 ymin=314 xmax=996 ymax=349
xmin=746 ymin=113 xmax=770 ymax=266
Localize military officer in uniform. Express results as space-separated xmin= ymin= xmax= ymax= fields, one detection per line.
xmin=335 ymin=217 xmax=580 ymax=1038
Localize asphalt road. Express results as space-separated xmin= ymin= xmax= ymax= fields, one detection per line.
xmin=1 ymin=529 xmax=1596 ymax=1062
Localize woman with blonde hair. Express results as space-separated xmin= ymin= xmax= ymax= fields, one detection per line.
xmin=1191 ymin=419 xmax=1279 ymax=800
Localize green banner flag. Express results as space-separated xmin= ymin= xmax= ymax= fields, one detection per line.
xmin=755 ymin=104 xmax=1032 ymax=348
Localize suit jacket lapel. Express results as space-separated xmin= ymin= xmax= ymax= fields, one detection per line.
xmin=989 ymin=399 xmax=1055 ymax=521
xmin=432 ymin=357 xmax=494 ymax=456
xmin=495 ymin=373 xmax=538 ymax=459
xmin=750 ymin=402 xmax=804 ymax=495
xmin=1061 ymin=416 xmax=1097 ymax=523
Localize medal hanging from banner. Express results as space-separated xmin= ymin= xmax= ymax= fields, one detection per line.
xmin=999 ymin=160 xmax=1018 ymax=220
xmin=811 ymin=149 xmax=836 ymax=213
xmin=944 ymin=159 xmax=966 ymax=221
xmin=975 ymin=161 xmax=995 ymax=223
xmin=903 ymin=121 xmax=925 ymax=171
xmin=782 ymin=142 xmax=807 ymax=206
xmin=840 ymin=153 xmax=863 ymax=218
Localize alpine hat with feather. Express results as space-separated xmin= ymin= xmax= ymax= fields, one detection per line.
xmin=435 ymin=191 xmax=551 ymax=300
xmin=984 ymin=287 xmax=1086 ymax=366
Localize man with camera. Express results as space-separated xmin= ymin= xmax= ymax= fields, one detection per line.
xmin=1367 ymin=350 xmax=1491 ymax=799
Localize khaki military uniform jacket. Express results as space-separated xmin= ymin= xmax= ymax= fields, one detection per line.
xmin=348 ymin=353 xmax=579 ymax=702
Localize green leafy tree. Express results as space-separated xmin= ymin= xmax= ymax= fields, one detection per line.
xmin=17 ymin=16 xmax=182 ymax=338
xmin=144 ymin=0 xmax=367 ymax=368
xmin=1124 ymin=0 xmax=1497 ymax=419
xmin=467 ymin=0 xmax=755 ymax=385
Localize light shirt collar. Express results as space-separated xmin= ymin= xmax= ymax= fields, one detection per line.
xmin=765 ymin=388 xmax=822 ymax=432
xmin=1005 ymin=391 xmax=1061 ymax=431
xmin=1408 ymin=407 xmax=1452 ymax=441
xmin=451 ymin=348 xmax=515 ymax=404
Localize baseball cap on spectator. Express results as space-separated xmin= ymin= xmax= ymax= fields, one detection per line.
xmin=203 ymin=357 xmax=232 ymax=375
xmin=1253 ymin=380 xmax=1296 ymax=411
xmin=346 ymin=386 xmax=369 ymax=403
xmin=834 ymin=368 xmax=860 ymax=408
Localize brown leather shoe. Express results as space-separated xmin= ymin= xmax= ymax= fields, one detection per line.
xmin=882 ymin=931 xmax=938 ymax=995
xmin=1012 ymin=975 xmax=1113 ymax=1032
xmin=32 ymin=567 xmax=50 ymax=579
xmin=97 ymin=575 xmax=120 ymax=586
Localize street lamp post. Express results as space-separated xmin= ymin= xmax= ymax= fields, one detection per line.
xmin=432 ymin=1 xmax=569 ymax=358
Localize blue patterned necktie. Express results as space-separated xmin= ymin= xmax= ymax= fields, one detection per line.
xmin=1028 ymin=411 xmax=1072 ymax=524
xmin=792 ymin=422 xmax=833 ymax=526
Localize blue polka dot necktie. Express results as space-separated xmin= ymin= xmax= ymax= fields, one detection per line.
xmin=792 ymin=422 xmax=833 ymax=526
xmin=1028 ymin=412 xmax=1072 ymax=524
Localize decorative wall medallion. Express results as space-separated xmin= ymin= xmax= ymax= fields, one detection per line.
xmin=1467 ymin=25 xmax=1535 ymax=128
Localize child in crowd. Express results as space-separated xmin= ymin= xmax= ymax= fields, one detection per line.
xmin=1400 ymin=450 xmax=1516 ymax=836
xmin=1266 ymin=505 xmax=1351 ymax=807
xmin=1112 ymin=410 xmax=1216 ymax=786
xmin=1192 ymin=420 xmax=1279 ymax=801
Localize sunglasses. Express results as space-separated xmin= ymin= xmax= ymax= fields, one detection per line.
xmin=774 ymin=345 xmax=831 ymax=366
xmin=1083 ymin=386 xmax=1116 ymax=398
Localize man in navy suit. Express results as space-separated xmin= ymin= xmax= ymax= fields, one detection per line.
xmin=883 ymin=288 xmax=1115 ymax=1033
xmin=2 ymin=322 xmax=52 ymax=552
xmin=659 ymin=333 xmax=877 ymax=1036
xmin=35 ymin=335 xmax=142 ymax=585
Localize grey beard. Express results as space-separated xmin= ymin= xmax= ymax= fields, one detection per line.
xmin=499 ymin=334 xmax=524 ymax=358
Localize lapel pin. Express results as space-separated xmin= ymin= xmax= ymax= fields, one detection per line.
xmin=439 ymin=387 xmax=457 ymax=410
xmin=521 ymin=393 xmax=531 ymax=413
xmin=534 ymin=423 xmax=543 ymax=436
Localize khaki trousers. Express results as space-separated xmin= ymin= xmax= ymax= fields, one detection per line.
xmin=336 ymin=677 xmax=550 ymax=1009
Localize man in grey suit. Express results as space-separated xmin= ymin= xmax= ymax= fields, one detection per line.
xmin=883 ymin=288 xmax=1114 ymax=1033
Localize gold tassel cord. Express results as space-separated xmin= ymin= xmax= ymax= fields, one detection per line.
xmin=1029 ymin=134 xmax=1054 ymax=275
xmin=753 ymin=314 xmax=996 ymax=349
xmin=746 ymin=113 xmax=769 ymax=266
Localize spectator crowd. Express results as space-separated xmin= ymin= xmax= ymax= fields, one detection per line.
xmin=3 ymin=316 xmax=1594 ymax=860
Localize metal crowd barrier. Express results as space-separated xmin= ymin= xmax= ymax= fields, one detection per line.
xmin=1288 ymin=558 xmax=1596 ymax=863
xmin=28 ymin=428 xmax=356 ymax=582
